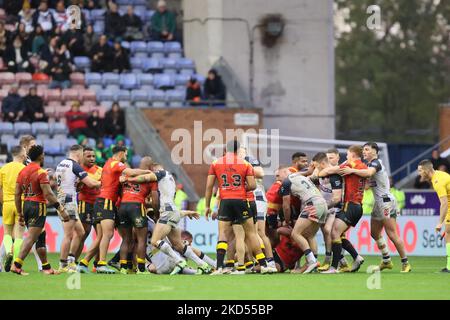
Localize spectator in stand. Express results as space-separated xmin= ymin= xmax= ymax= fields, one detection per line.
xmin=203 ymin=69 xmax=226 ymax=105
xmin=83 ymin=24 xmax=98 ymax=55
xmin=123 ymin=5 xmax=143 ymax=41
xmin=32 ymin=1 xmax=56 ymax=35
xmin=86 ymin=0 xmax=101 ymax=10
xmin=14 ymin=23 xmax=33 ymax=54
xmin=0 ymin=21 xmax=10 ymax=57
xmin=62 ymin=26 xmax=84 ymax=57
xmin=40 ymin=35 xmax=59 ymax=64
xmin=47 ymin=55 xmax=71 ymax=89
xmin=431 ymin=149 xmax=450 ymax=173
xmin=21 ymin=87 xmax=48 ymax=123
xmin=105 ymin=2 xmax=125 ymax=41
xmin=104 ymin=102 xmax=125 ymax=137
xmin=2 ymin=86 xmax=24 ymax=123
xmin=52 ymin=0 xmax=69 ymax=32
xmin=65 ymin=101 xmax=96 ymax=138
xmin=4 ymin=0 xmax=23 ymax=16
xmin=112 ymin=41 xmax=130 ymax=73
xmin=31 ymin=25 xmax=46 ymax=55
xmin=4 ymin=36 xmax=33 ymax=73
xmin=105 ymin=135 xmax=133 ymax=163
xmin=18 ymin=2 xmax=35 ymax=34
xmin=87 ymin=110 xmax=104 ymax=139
xmin=90 ymin=35 xmax=113 ymax=72
xmin=77 ymin=134 xmax=89 ymax=147
xmin=186 ymin=77 xmax=202 ymax=106
xmin=414 ymin=175 xmax=431 ymax=189
xmin=94 ymin=139 xmax=107 ymax=166
xmin=150 ymin=0 xmax=176 ymax=41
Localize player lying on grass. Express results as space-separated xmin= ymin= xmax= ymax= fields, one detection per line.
xmin=123 ymin=164 xmax=213 ymax=275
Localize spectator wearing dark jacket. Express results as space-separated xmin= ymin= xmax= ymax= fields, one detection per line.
xmin=150 ymin=0 xmax=176 ymax=41
xmin=47 ymin=55 xmax=71 ymax=89
xmin=105 ymin=2 xmax=125 ymax=40
xmin=31 ymin=25 xmax=47 ymax=55
xmin=87 ymin=110 xmax=104 ymax=139
xmin=65 ymin=101 xmax=96 ymax=138
xmin=0 ymin=21 xmax=11 ymax=57
xmin=112 ymin=41 xmax=130 ymax=73
xmin=14 ymin=23 xmax=33 ymax=54
xmin=21 ymin=87 xmax=48 ymax=123
xmin=62 ymin=27 xmax=85 ymax=57
xmin=4 ymin=0 xmax=23 ymax=16
xmin=123 ymin=6 xmax=143 ymax=41
xmin=40 ymin=35 xmax=60 ymax=64
xmin=4 ymin=36 xmax=33 ymax=73
xmin=186 ymin=78 xmax=202 ymax=106
xmin=104 ymin=102 xmax=125 ymax=137
xmin=203 ymin=69 xmax=226 ymax=104
xmin=431 ymin=149 xmax=450 ymax=173
xmin=90 ymin=35 xmax=113 ymax=72
xmin=2 ymin=86 xmax=24 ymax=123
xmin=83 ymin=24 xmax=98 ymax=55
xmin=32 ymin=1 xmax=56 ymax=35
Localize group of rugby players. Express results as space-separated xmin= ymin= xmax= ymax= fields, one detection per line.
xmin=1 ymin=134 xmax=413 ymax=276
xmin=205 ymin=140 xmax=412 ymax=275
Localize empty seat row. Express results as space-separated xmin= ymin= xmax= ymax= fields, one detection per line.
xmin=0 ymin=88 xmax=96 ymax=103
xmin=0 ymin=122 xmax=68 ymax=137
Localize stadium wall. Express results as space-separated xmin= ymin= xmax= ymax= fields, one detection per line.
xmin=143 ymin=107 xmax=262 ymax=195
xmin=182 ymin=0 xmax=335 ymax=139
xmin=440 ymin=104 xmax=450 ymax=151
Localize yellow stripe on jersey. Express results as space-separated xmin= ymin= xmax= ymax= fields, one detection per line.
xmin=110 ymin=161 xmax=118 ymax=168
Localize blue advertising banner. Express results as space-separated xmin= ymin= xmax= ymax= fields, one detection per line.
xmin=403 ymin=190 xmax=441 ymax=216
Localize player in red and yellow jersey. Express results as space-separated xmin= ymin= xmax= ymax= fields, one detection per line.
xmin=78 ymin=146 xmax=151 ymax=274
xmin=11 ymin=145 xmax=69 ymax=275
xmin=205 ymin=140 xmax=271 ymax=274
xmin=273 ymin=227 xmax=304 ymax=272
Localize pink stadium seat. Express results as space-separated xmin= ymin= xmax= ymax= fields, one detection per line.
xmin=0 ymin=89 xmax=8 ymax=100
xmin=0 ymin=58 xmax=5 ymax=71
xmin=18 ymin=87 xmax=28 ymax=96
xmin=47 ymin=100 xmax=62 ymax=107
xmin=1 ymin=84 xmax=11 ymax=92
xmin=70 ymin=72 xmax=85 ymax=85
xmin=4 ymin=24 xmax=15 ymax=32
xmin=71 ymin=84 xmax=85 ymax=90
xmin=44 ymin=106 xmax=56 ymax=118
xmin=15 ymin=72 xmax=32 ymax=84
xmin=0 ymin=72 xmax=15 ymax=85
xmin=55 ymin=105 xmax=71 ymax=119
xmin=46 ymin=89 xmax=62 ymax=102
xmin=80 ymin=89 xmax=96 ymax=101
xmin=82 ymin=100 xmax=96 ymax=107
xmin=62 ymin=88 xmax=79 ymax=102
xmin=97 ymin=106 xmax=107 ymax=118
xmin=80 ymin=106 xmax=91 ymax=114
xmin=0 ymin=8 xmax=5 ymax=19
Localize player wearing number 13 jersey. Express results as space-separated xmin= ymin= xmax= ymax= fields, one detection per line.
xmin=205 ymin=140 xmax=271 ymax=274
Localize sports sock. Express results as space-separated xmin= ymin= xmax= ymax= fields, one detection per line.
xmin=324 ymin=251 xmax=332 ymax=264
xmin=127 ymin=260 xmax=133 ymax=270
xmin=199 ymin=251 xmax=216 ymax=267
xmin=225 ymin=260 xmax=235 ymax=268
xmin=341 ymin=238 xmax=359 ymax=260
xmin=256 ymin=253 xmax=267 ymax=267
xmin=215 ymin=241 xmax=227 ymax=269
xmin=97 ymin=260 xmax=106 ymax=267
xmin=236 ymin=264 xmax=245 ymax=271
xmin=68 ymin=254 xmax=75 ymax=264
xmin=331 ymin=240 xmax=342 ymax=268
xmin=3 ymin=234 xmax=13 ymax=255
xmin=14 ymin=257 xmax=24 ymax=269
xmin=93 ymin=260 xmax=98 ymax=268
xmin=110 ymin=251 xmax=120 ymax=263
xmin=245 ymin=261 xmax=254 ymax=269
xmin=119 ymin=259 xmax=128 ymax=269
xmin=304 ymin=249 xmax=316 ymax=265
xmin=376 ymin=237 xmax=391 ymax=263
xmin=13 ymin=238 xmax=23 ymax=260
xmin=157 ymin=240 xmax=182 ymax=262
xmin=79 ymin=258 xmax=89 ymax=267
xmin=183 ymin=245 xmax=205 ymax=267
xmin=137 ymin=257 xmax=146 ymax=272
xmin=59 ymin=259 xmax=68 ymax=268
xmin=401 ymin=257 xmax=408 ymax=264
xmin=42 ymin=262 xmax=51 ymax=270
xmin=447 ymin=243 xmax=450 ymax=270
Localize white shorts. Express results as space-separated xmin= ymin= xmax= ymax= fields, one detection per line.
xmin=255 ymin=200 xmax=267 ymax=221
xmin=371 ymin=199 xmax=398 ymax=221
xmin=59 ymin=201 xmax=79 ymax=221
xmin=159 ymin=209 xmax=181 ymax=228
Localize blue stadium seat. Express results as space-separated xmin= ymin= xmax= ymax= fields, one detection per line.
xmin=175 ymin=74 xmax=191 ymax=86
xmin=98 ymin=88 xmax=115 ymax=102
xmin=146 ymin=41 xmax=164 ymax=54
xmin=102 ymin=72 xmax=120 ymax=86
xmin=36 ymin=133 xmax=50 ymax=141
xmin=131 ymin=89 xmax=148 ymax=103
xmin=82 ymin=9 xmax=91 ymax=23
xmin=166 ymin=90 xmax=185 ymax=107
xmin=61 ymin=138 xmax=77 ymax=152
xmin=130 ymin=57 xmax=143 ymax=70
xmin=116 ymin=0 xmax=130 ymax=5
xmin=120 ymin=73 xmax=139 ymax=90
xmin=137 ymin=73 xmax=154 ymax=86
xmin=14 ymin=122 xmax=32 ymax=136
xmin=93 ymin=21 xmax=105 ymax=34
xmin=51 ymin=122 xmax=69 ymax=135
xmin=6 ymin=138 xmax=19 ymax=151
xmin=88 ymin=84 xmax=103 ymax=94
xmin=164 ymin=41 xmax=182 ymax=53
xmin=53 ymin=156 xmax=66 ymax=165
xmin=133 ymin=52 xmax=148 ymax=59
xmin=150 ymin=90 xmax=166 ymax=107
xmin=116 ymin=89 xmax=131 ymax=101
xmin=132 ymin=155 xmax=142 ymax=168
xmin=161 ymin=58 xmax=177 ymax=71
xmin=74 ymin=56 xmax=91 ymax=70
xmin=0 ymin=122 xmax=14 ymax=135
xmin=177 ymin=58 xmax=195 ymax=70
xmin=142 ymin=58 xmax=162 ymax=73
xmin=117 ymin=100 xmax=131 ymax=108
xmin=86 ymin=72 xmax=102 ymax=85
xmin=105 ymin=84 xmax=120 ymax=92
xmin=52 ymin=133 xmax=68 ymax=141
xmin=153 ymin=74 xmax=175 ymax=89
xmin=91 ymin=9 xmax=106 ymax=20
xmin=44 ymin=139 xmax=62 ymax=155
xmin=131 ymin=41 xmax=147 ymax=53
xmin=44 ymin=155 xmax=55 ymax=168
xmin=1 ymin=134 xmax=15 ymax=145
xmin=31 ymin=122 xmax=50 ymax=135
xmin=121 ymin=41 xmax=130 ymax=50
xmin=140 ymin=85 xmax=154 ymax=92
xmin=133 ymin=0 xmax=147 ymax=5
xmin=133 ymin=6 xmax=146 ymax=18
xmin=103 ymin=137 xmax=114 ymax=148
xmin=144 ymin=10 xmax=155 ymax=21
xmin=193 ymin=73 xmax=206 ymax=84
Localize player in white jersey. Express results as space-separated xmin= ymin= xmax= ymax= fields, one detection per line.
xmin=338 ymin=142 xmax=411 ymax=273
xmin=280 ymin=169 xmax=328 ymax=273
xmin=55 ymin=145 xmax=100 ymax=272
xmin=310 ymin=152 xmax=344 ymax=271
xmin=122 ymin=164 xmax=212 ymax=275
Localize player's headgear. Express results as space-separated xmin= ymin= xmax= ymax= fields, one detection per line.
xmin=28 ymin=145 xmax=44 ymax=161
xmin=364 ymin=142 xmax=379 ymax=154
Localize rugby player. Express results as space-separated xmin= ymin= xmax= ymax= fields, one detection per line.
xmin=321 ymin=145 xmax=367 ymax=274
xmin=55 ymin=145 xmax=100 ymax=273
xmin=124 ymin=163 xmax=210 ymax=275
xmin=74 ymin=147 xmax=102 ymax=261
xmin=272 ymin=226 xmax=304 ymax=273
xmin=417 ymin=159 xmax=450 ymax=272
xmin=11 ymin=145 xmax=69 ymax=275
xmin=205 ymin=140 xmax=269 ymax=275
xmin=280 ymin=170 xmax=328 ymax=273
xmin=117 ymin=156 xmax=157 ymax=274
xmin=0 ymin=146 xmax=26 ymax=271
xmin=78 ymin=146 xmax=151 ymax=274
xmin=309 ymin=152 xmax=343 ymax=271
xmin=340 ymin=142 xmax=411 ymax=273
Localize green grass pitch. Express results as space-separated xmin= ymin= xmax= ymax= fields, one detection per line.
xmin=0 ymin=254 xmax=449 ymax=300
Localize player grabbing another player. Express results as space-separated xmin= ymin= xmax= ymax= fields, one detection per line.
xmin=11 ymin=145 xmax=69 ymax=275
xmin=55 ymin=145 xmax=101 ymax=273
xmin=340 ymin=142 xmax=411 ymax=273
xmin=0 ymin=146 xmax=26 ymax=272
xmin=272 ymin=226 xmax=304 ymax=273
xmin=417 ymin=159 xmax=450 ymax=272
